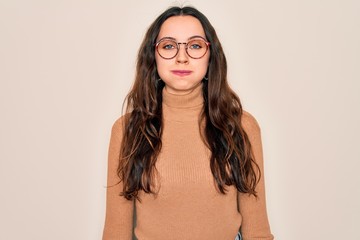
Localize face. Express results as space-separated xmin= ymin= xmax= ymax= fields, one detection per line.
xmin=155 ymin=16 xmax=210 ymax=95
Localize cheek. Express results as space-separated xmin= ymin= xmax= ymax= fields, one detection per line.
xmin=199 ymin=55 xmax=210 ymax=75
xmin=155 ymin=55 xmax=166 ymax=76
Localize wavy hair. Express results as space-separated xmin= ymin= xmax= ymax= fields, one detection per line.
xmin=118 ymin=6 xmax=260 ymax=200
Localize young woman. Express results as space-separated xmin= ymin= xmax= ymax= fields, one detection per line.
xmin=103 ymin=6 xmax=274 ymax=240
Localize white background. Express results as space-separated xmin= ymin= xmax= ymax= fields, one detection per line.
xmin=0 ymin=0 xmax=359 ymax=239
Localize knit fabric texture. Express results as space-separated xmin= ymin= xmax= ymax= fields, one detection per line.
xmin=103 ymin=83 xmax=274 ymax=240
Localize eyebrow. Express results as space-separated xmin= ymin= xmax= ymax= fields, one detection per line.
xmin=158 ymin=35 xmax=207 ymax=41
xmin=188 ymin=35 xmax=206 ymax=40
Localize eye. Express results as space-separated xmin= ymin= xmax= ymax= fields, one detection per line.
xmin=159 ymin=40 xmax=177 ymax=50
xmin=164 ymin=44 xmax=175 ymax=50
xmin=188 ymin=39 xmax=206 ymax=50
xmin=190 ymin=44 xmax=201 ymax=49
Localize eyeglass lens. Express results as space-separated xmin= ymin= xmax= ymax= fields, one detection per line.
xmin=156 ymin=38 xmax=209 ymax=59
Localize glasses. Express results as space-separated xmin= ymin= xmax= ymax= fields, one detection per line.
xmin=155 ymin=37 xmax=210 ymax=59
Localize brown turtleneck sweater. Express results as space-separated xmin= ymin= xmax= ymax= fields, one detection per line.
xmin=103 ymin=83 xmax=274 ymax=240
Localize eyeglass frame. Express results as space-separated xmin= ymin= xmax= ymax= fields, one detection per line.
xmin=154 ymin=36 xmax=211 ymax=60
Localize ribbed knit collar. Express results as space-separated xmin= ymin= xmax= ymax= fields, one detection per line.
xmin=162 ymin=83 xmax=204 ymax=122
xmin=162 ymin=83 xmax=204 ymax=109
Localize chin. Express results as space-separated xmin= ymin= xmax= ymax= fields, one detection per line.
xmin=165 ymin=83 xmax=201 ymax=94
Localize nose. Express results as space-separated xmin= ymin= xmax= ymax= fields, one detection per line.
xmin=176 ymin=43 xmax=189 ymax=64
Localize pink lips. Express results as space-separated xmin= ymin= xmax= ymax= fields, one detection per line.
xmin=171 ymin=70 xmax=192 ymax=77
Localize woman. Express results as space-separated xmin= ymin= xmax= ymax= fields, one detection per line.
xmin=103 ymin=6 xmax=274 ymax=240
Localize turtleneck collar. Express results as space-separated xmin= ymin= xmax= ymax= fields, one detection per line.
xmin=162 ymin=82 xmax=204 ymax=109
xmin=162 ymin=83 xmax=204 ymax=122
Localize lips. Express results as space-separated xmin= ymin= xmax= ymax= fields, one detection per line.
xmin=171 ymin=70 xmax=192 ymax=77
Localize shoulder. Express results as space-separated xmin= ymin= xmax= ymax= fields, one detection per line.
xmin=241 ymin=110 xmax=261 ymax=136
xmin=110 ymin=113 xmax=130 ymax=140
xmin=112 ymin=115 xmax=126 ymax=131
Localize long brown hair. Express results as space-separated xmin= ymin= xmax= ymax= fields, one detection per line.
xmin=118 ymin=6 xmax=260 ymax=200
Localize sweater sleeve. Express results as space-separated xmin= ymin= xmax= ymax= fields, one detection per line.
xmin=102 ymin=117 xmax=134 ymax=240
xmin=238 ymin=111 xmax=274 ymax=240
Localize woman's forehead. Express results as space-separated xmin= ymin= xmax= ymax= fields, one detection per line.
xmin=157 ymin=16 xmax=206 ymax=41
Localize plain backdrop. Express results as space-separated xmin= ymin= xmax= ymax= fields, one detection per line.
xmin=0 ymin=0 xmax=359 ymax=239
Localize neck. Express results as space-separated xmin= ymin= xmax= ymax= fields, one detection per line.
xmin=162 ymin=82 xmax=204 ymax=122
